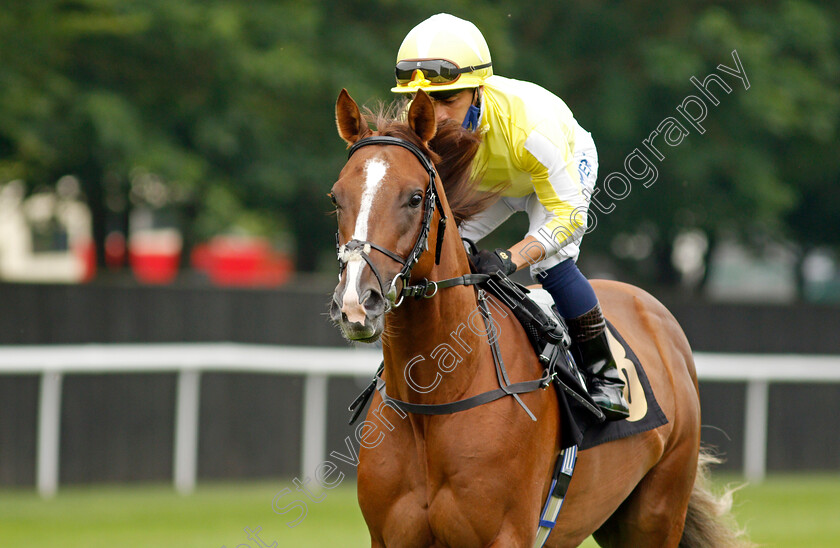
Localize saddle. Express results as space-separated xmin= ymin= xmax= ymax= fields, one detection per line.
xmin=344 ymin=270 xmax=669 ymax=544
xmin=476 ymin=271 xmax=606 ymax=425
xmin=478 ymin=272 xmax=570 ymax=352
xmin=347 ymin=269 xmax=605 ymax=429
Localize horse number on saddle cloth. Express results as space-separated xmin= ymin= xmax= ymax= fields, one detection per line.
xmin=487 ymin=281 xmax=667 ymax=449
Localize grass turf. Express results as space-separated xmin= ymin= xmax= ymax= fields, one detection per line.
xmin=1 ymin=474 xmax=839 ymax=547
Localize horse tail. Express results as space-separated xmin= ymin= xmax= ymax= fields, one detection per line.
xmin=679 ymin=447 xmax=754 ymax=548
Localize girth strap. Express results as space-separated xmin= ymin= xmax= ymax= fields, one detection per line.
xmin=533 ymin=445 xmax=578 ymax=547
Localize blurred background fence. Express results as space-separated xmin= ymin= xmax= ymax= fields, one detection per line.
xmin=1 ymin=0 xmax=840 ymax=501
xmin=1 ymin=282 xmax=839 ymax=494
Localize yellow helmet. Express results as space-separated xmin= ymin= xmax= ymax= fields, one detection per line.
xmin=391 ymin=13 xmax=493 ymax=94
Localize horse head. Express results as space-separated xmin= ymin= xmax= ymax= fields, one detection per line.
xmin=329 ymin=89 xmax=443 ymax=342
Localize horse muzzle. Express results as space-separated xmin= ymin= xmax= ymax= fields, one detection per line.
xmin=330 ymin=286 xmax=388 ymax=342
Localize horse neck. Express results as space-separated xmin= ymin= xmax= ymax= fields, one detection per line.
xmin=381 ymin=224 xmax=492 ymax=404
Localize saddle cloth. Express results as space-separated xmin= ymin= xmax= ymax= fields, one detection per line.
xmin=517 ymin=289 xmax=668 ymax=450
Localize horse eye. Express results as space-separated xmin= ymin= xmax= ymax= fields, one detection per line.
xmin=408 ymin=192 xmax=423 ymax=208
xmin=328 ymin=192 xmax=338 ymax=207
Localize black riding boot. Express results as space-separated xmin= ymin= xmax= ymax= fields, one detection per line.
xmin=567 ymin=303 xmax=630 ymax=420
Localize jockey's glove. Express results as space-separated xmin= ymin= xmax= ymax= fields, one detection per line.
xmin=471 ymin=248 xmax=517 ymax=276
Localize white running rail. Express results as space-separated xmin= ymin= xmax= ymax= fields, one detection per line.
xmin=1 ymin=343 xmax=838 ymax=496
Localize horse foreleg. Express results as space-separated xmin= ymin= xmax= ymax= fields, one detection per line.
xmin=485 ymin=523 xmax=538 ymax=548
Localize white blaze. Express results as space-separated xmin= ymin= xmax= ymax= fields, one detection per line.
xmin=342 ymin=158 xmax=387 ymax=323
xmin=353 ymin=158 xmax=388 ymax=240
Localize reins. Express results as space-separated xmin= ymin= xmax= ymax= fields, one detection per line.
xmin=339 ymin=134 xmax=592 ymax=544
xmin=337 ymin=135 xmax=450 ymax=307
xmin=337 ymin=136 xmax=501 ymax=304
xmin=340 ymin=135 xmax=555 ymax=423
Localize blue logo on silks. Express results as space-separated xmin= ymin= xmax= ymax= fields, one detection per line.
xmin=578 ymin=158 xmax=591 ymax=185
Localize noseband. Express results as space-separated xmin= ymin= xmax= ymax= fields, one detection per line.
xmin=336 ymin=136 xmax=448 ymax=306
xmin=339 ymin=137 xmax=557 ymax=426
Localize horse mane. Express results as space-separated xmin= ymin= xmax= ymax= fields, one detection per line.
xmin=362 ymin=100 xmax=500 ymax=226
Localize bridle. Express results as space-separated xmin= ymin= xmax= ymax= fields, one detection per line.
xmin=336 ymin=135 xmax=448 ymax=307
xmin=338 ymin=137 xmax=598 ymax=427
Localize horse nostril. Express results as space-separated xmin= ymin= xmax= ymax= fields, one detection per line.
xmin=329 ymin=295 xmax=342 ymax=321
xmin=360 ymin=289 xmax=385 ymax=314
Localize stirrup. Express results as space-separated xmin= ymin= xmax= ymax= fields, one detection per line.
xmin=569 ymin=324 xmax=629 ymax=420
xmin=589 ymin=382 xmax=629 ymax=420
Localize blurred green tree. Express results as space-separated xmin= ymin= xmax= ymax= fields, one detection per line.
xmin=0 ymin=0 xmax=837 ymax=293
xmin=500 ymin=1 xmax=839 ymax=289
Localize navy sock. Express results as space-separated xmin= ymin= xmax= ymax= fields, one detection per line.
xmin=539 ymin=259 xmax=598 ymax=320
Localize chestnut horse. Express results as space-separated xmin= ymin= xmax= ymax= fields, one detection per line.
xmin=329 ymin=89 xmax=747 ymax=547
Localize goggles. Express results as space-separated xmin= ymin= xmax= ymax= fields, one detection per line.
xmin=395 ymin=59 xmax=492 ymax=86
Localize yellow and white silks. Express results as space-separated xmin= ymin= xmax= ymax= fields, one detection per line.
xmin=459 ymin=75 xmax=598 ymax=276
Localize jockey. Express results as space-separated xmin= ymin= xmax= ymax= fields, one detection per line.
xmin=391 ymin=13 xmax=629 ymax=420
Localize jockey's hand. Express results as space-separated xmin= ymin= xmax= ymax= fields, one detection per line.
xmin=471 ymin=248 xmax=517 ymax=276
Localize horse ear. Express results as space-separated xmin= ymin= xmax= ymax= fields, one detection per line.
xmin=336 ymin=89 xmax=370 ymax=144
xmin=407 ymin=90 xmax=437 ymax=144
